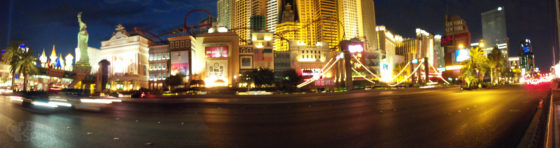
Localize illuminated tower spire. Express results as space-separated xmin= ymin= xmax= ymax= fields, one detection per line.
xmin=50 ymin=45 xmax=57 ymax=68
xmin=39 ymin=49 xmax=47 ymax=67
xmin=65 ymin=53 xmax=73 ymax=71
xmin=58 ymin=53 xmax=64 ymax=69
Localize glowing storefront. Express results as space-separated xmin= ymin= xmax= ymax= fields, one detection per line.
xmin=193 ymin=31 xmax=240 ymax=87
xmin=100 ymin=24 xmax=150 ymax=91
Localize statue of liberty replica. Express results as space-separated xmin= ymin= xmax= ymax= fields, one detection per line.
xmin=75 ymin=11 xmax=91 ymax=73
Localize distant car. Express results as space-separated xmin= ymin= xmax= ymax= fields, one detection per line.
xmin=131 ymin=88 xmax=149 ymax=98
xmin=48 ymin=87 xmax=63 ymax=93
xmin=131 ymin=90 xmax=147 ymax=98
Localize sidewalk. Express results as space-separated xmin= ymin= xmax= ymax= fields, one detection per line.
xmin=546 ymin=81 xmax=560 ymax=147
xmin=550 ymin=89 xmax=560 ymax=148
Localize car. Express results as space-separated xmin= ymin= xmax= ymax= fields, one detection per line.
xmin=11 ymin=91 xmax=72 ymax=109
xmin=131 ymin=90 xmax=147 ymax=98
xmin=131 ymin=88 xmax=149 ymax=98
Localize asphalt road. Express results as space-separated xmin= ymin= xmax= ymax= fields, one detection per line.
xmin=0 ymin=85 xmax=551 ymax=148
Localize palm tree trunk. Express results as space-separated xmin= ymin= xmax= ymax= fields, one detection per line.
xmin=23 ymin=71 xmax=27 ymax=92
xmin=11 ymin=73 xmax=15 ymax=92
xmin=490 ymin=68 xmax=494 ymax=85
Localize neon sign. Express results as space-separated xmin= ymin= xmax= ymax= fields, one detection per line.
xmin=348 ymin=43 xmax=364 ymax=53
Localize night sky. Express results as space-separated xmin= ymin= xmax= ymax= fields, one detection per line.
xmin=0 ymin=0 xmax=557 ymax=71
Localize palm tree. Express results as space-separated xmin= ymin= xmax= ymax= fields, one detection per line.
xmin=487 ymin=46 xmax=504 ymax=84
xmin=2 ymin=41 xmax=24 ymax=91
xmin=460 ymin=46 xmax=489 ymax=88
xmin=16 ymin=50 xmax=39 ymax=91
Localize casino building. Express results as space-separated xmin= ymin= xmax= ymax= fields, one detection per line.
xmin=99 ymin=24 xmax=151 ymax=91
xmin=442 ymin=15 xmax=471 ymax=80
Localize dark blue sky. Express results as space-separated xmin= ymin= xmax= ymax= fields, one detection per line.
xmin=0 ymin=0 xmax=557 ymax=71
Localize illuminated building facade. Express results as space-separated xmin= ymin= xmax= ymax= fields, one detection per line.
xmin=168 ymin=36 xmax=199 ymax=84
xmin=266 ymin=0 xmax=280 ymax=32
xmin=293 ymin=0 xmax=342 ymax=49
xmin=443 ymin=15 xmax=471 ymax=79
xmin=482 ymin=7 xmax=508 ymax=56
xmin=296 ymin=0 xmax=319 ymax=47
xmin=376 ymin=26 xmax=404 ymax=82
xmin=252 ymin=0 xmax=267 ymax=16
xmin=519 ymin=39 xmax=535 ymax=72
xmin=359 ymin=0 xmax=378 ymax=54
xmin=414 ymin=29 xmax=436 ymax=67
xmin=275 ymin=2 xmax=301 ymax=52
xmin=217 ymin=0 xmax=232 ymax=29
xmin=250 ymin=32 xmax=275 ymax=70
xmin=194 ymin=31 xmax=240 ymax=87
xmin=358 ymin=0 xmax=379 ymax=71
xmin=317 ymin=0 xmax=340 ymax=49
xmin=339 ymin=0 xmax=362 ymax=40
xmin=289 ymin=41 xmax=332 ymax=81
xmin=393 ymin=29 xmax=439 ymax=82
xmin=250 ymin=16 xmax=267 ymax=32
xmin=396 ymin=36 xmax=434 ymax=65
xmin=250 ymin=0 xmax=267 ymax=32
xmin=148 ymin=44 xmax=170 ymax=90
xmin=100 ymin=24 xmax=150 ymax=91
xmin=274 ymin=2 xmax=300 ymax=79
xmin=239 ymin=45 xmax=274 ymax=71
xmin=433 ymin=35 xmax=445 ymax=69
xmin=232 ymin=0 xmax=251 ymax=45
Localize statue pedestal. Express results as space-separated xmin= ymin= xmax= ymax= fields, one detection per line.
xmin=74 ymin=60 xmax=91 ymax=72
xmin=70 ymin=65 xmax=91 ymax=89
xmin=73 ymin=65 xmax=91 ymax=74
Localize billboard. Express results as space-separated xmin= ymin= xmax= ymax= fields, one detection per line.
xmin=171 ymin=50 xmax=189 ymax=76
xmin=205 ymin=46 xmax=228 ymax=58
xmin=455 ymin=49 xmax=470 ymax=62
